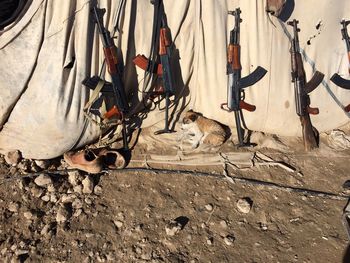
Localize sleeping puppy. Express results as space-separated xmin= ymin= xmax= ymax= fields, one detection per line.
xmin=179 ymin=110 xmax=227 ymax=149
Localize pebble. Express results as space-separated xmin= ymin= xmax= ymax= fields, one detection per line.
xmin=113 ymin=220 xmax=123 ymax=229
xmin=5 ymin=150 xmax=22 ymax=166
xmin=47 ymin=184 xmax=56 ymax=193
xmin=41 ymin=194 xmax=50 ymax=202
xmin=223 ymin=235 xmax=235 ymax=246
xmin=34 ymin=160 xmax=50 ymax=170
xmin=17 ymin=161 xmax=30 ymax=172
xmin=61 ymin=194 xmax=76 ymax=203
xmin=85 ymin=198 xmax=92 ymax=205
xmin=82 ymin=176 xmax=94 ymax=194
xmin=56 ymin=206 xmax=70 ymax=223
xmin=206 ymin=237 xmax=213 ymax=245
xmin=23 ymin=211 xmax=33 ymax=220
xmin=34 ymin=174 xmax=53 ymax=187
xmin=73 ymin=209 xmax=83 ymax=217
xmin=236 ymin=197 xmax=253 ymax=214
xmin=165 ymin=220 xmax=182 ymax=236
xmin=30 ymin=186 xmax=44 ymax=198
xmin=41 ymin=224 xmax=52 ymax=236
xmin=68 ymin=171 xmax=81 ymax=187
xmin=94 ymin=185 xmax=103 ymax=195
xmin=8 ymin=202 xmax=20 ymax=213
xmin=220 ymin=220 xmax=228 ymax=228
xmin=50 ymin=194 xmax=58 ymax=203
xmin=73 ymin=185 xmax=83 ymax=194
xmin=205 ymin=204 xmax=214 ymax=211
xmin=72 ymin=199 xmax=83 ymax=209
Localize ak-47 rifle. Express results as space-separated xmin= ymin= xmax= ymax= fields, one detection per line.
xmin=221 ymin=8 xmax=267 ymax=147
xmin=287 ymin=19 xmax=324 ymax=151
xmin=330 ymin=19 xmax=350 ymax=112
xmin=83 ymin=7 xmax=129 ymax=149
xmin=133 ymin=0 xmax=175 ymax=135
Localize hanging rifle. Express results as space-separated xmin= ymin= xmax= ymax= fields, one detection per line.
xmin=220 ymin=8 xmax=267 ymax=147
xmin=133 ymin=0 xmax=175 ymax=135
xmin=288 ymin=19 xmax=324 ymax=151
xmin=83 ymin=7 xmax=129 ymax=149
xmin=330 ymin=19 xmax=350 ymax=112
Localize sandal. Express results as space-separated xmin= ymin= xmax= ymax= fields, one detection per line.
xmin=63 ymin=150 xmax=103 ymax=174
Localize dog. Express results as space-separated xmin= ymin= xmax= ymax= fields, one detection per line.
xmin=179 ymin=110 xmax=227 ymax=149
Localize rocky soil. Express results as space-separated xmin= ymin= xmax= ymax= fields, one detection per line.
xmin=0 ymin=138 xmax=349 ymax=263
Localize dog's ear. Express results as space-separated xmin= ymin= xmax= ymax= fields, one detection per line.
xmin=188 ymin=109 xmax=194 ymax=113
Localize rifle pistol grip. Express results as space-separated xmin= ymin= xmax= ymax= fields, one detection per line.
xmin=240 ymin=100 xmax=256 ymax=112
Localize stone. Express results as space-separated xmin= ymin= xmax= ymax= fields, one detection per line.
xmin=56 ymin=206 xmax=70 ymax=223
xmin=50 ymin=194 xmax=58 ymax=203
xmin=47 ymin=184 xmax=56 ymax=193
xmin=30 ymin=186 xmax=44 ymax=198
xmin=236 ymin=197 xmax=253 ymax=214
xmin=94 ymin=185 xmax=103 ymax=195
xmin=34 ymin=174 xmax=53 ymax=187
xmin=73 ymin=209 xmax=83 ymax=217
xmin=34 ymin=160 xmax=50 ymax=170
xmin=206 ymin=237 xmax=213 ymax=245
xmin=113 ymin=220 xmax=123 ymax=229
xmin=23 ymin=211 xmax=33 ymax=220
xmin=223 ymin=235 xmax=235 ymax=246
xmin=68 ymin=171 xmax=81 ymax=187
xmin=82 ymin=176 xmax=94 ymax=194
xmin=8 ymin=202 xmax=20 ymax=213
xmin=72 ymin=199 xmax=83 ymax=209
xmin=73 ymin=185 xmax=83 ymax=194
xmin=219 ymin=220 xmax=228 ymax=228
xmin=165 ymin=220 xmax=182 ymax=236
xmin=5 ymin=150 xmax=22 ymax=166
xmin=205 ymin=204 xmax=214 ymax=211
xmin=41 ymin=194 xmax=50 ymax=202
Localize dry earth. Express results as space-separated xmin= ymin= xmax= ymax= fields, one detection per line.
xmin=0 ymin=133 xmax=349 ymax=263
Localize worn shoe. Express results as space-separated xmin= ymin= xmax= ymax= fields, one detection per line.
xmin=63 ymin=150 xmax=103 ymax=174
xmin=99 ymin=150 xmax=126 ymax=169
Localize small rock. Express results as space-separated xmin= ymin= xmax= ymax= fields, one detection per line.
xmin=219 ymin=220 xmax=228 ymax=228
xmin=85 ymin=198 xmax=92 ymax=205
xmin=73 ymin=185 xmax=83 ymax=194
xmin=47 ymin=184 xmax=56 ymax=193
xmin=73 ymin=209 xmax=82 ymax=217
xmin=35 ymin=160 xmax=50 ymax=170
xmin=34 ymin=174 xmax=53 ymax=187
xmin=23 ymin=211 xmax=33 ymax=220
xmin=206 ymin=237 xmax=213 ymax=245
xmin=223 ymin=235 xmax=235 ymax=246
xmin=165 ymin=221 xmax=182 ymax=236
xmin=82 ymin=176 xmax=94 ymax=194
xmin=8 ymin=202 xmax=20 ymax=213
xmin=30 ymin=186 xmax=44 ymax=198
xmin=205 ymin=204 xmax=214 ymax=211
xmin=50 ymin=194 xmax=58 ymax=203
xmin=72 ymin=199 xmax=83 ymax=209
xmin=56 ymin=206 xmax=70 ymax=223
xmin=5 ymin=150 xmax=22 ymax=166
xmin=15 ymin=249 xmax=29 ymax=256
xmin=113 ymin=220 xmax=123 ymax=229
xmin=41 ymin=223 xmax=54 ymax=238
xmin=68 ymin=171 xmax=81 ymax=187
xmin=61 ymin=194 xmax=76 ymax=203
xmin=236 ymin=197 xmax=253 ymax=214
xmin=17 ymin=160 xmax=30 ymax=172
xmin=94 ymin=185 xmax=103 ymax=195
xmin=41 ymin=194 xmax=50 ymax=202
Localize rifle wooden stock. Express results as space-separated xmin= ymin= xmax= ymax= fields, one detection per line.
xmin=240 ymin=100 xmax=256 ymax=112
xmin=300 ymin=115 xmax=318 ymax=151
xmin=133 ymin=54 xmax=163 ymax=75
xmin=232 ymin=45 xmax=242 ymax=70
xmin=307 ymin=106 xmax=319 ymax=115
xmin=344 ymin=104 xmax=350 ymax=112
xmin=103 ymin=46 xmax=118 ymax=74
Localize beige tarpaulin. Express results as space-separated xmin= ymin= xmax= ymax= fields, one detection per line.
xmin=0 ymin=0 xmax=349 ymax=159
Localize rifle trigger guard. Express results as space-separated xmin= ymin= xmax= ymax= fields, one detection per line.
xmin=220 ymin=103 xmax=232 ymax=112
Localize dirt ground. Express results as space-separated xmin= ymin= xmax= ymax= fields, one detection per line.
xmin=0 ymin=131 xmax=350 ymax=263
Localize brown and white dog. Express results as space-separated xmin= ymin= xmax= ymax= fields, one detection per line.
xmin=179 ymin=110 xmax=227 ymax=149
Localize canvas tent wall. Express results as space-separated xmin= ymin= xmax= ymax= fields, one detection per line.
xmin=0 ymin=0 xmax=349 ymax=159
